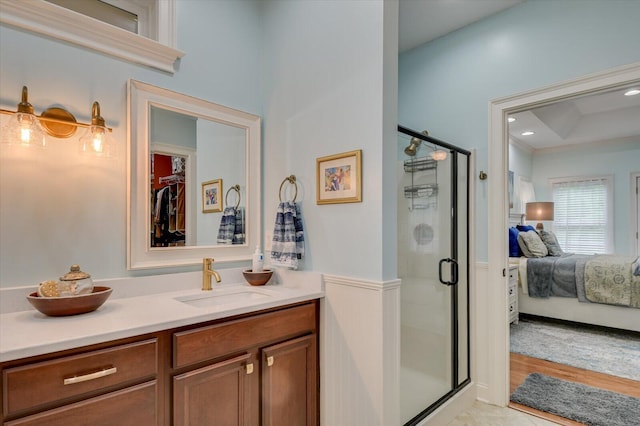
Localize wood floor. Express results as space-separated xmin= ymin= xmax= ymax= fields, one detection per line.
xmin=509 ymin=352 xmax=640 ymax=425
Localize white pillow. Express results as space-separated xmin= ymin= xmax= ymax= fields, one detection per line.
xmin=517 ymin=230 xmax=548 ymax=258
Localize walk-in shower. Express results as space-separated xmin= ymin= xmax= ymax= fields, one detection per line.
xmin=397 ymin=126 xmax=470 ymax=425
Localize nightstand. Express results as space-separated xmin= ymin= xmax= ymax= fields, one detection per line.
xmin=508 ymin=265 xmax=519 ymax=324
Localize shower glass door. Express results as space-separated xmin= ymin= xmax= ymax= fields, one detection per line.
xmin=398 ymin=126 xmax=470 ymax=425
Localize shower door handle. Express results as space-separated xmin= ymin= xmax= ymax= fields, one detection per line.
xmin=438 ymin=258 xmax=458 ymax=286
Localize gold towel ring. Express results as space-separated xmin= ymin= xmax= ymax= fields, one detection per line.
xmin=278 ymin=175 xmax=298 ymax=202
xmin=225 ymin=185 xmax=241 ymax=209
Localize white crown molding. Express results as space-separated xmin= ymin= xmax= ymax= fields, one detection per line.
xmin=508 ymin=136 xmax=534 ymax=155
xmin=0 ymin=0 xmax=184 ymax=74
xmin=533 ymin=134 xmax=640 ymax=155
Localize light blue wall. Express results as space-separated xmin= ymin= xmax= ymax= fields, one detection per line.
xmin=0 ymin=1 xmax=262 ymax=286
xmin=399 ymin=0 xmax=640 ymax=261
xmin=0 ymin=0 xmax=396 ymax=287
xmin=532 ymin=138 xmax=640 ymax=255
xmin=259 ymin=0 xmax=394 ymax=281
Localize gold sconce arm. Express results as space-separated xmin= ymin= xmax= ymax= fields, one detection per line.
xmin=0 ymin=86 xmax=112 ymax=139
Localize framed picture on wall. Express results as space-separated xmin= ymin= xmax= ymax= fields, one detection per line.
xmin=316 ymin=149 xmax=362 ymax=204
xmin=202 ymin=179 xmax=223 ymax=213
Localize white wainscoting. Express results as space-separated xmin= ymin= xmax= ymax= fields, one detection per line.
xmin=321 ymin=270 xmax=482 ymax=425
xmin=472 ymin=262 xmax=491 ymax=403
xmin=321 ymin=274 xmax=400 ymax=426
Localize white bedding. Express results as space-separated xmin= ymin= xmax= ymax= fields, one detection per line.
xmin=509 ymin=256 xmax=640 ymax=332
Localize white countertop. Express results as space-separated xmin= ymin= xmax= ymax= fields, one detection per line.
xmin=0 ymin=268 xmax=324 ymax=362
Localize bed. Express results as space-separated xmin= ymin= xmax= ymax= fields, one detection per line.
xmin=508 ymin=223 xmax=640 ymax=332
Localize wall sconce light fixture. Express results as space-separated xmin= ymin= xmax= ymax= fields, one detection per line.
xmin=1 ymin=86 xmax=114 ymax=156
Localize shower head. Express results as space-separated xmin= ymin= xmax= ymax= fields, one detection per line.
xmin=404 ymin=137 xmax=422 ymax=156
xmin=403 ymin=130 xmax=429 ymax=156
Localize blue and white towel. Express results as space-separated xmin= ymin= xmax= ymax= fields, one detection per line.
xmin=217 ymin=207 xmax=236 ymax=244
xmin=233 ymin=207 xmax=245 ymax=245
xmin=270 ymin=201 xmax=305 ymax=269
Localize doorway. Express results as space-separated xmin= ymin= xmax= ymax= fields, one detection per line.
xmin=486 ymin=63 xmax=640 ymax=407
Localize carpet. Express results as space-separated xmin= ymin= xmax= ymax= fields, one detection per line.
xmin=511 ymin=373 xmax=640 ymax=426
xmin=510 ymin=317 xmax=640 ymax=381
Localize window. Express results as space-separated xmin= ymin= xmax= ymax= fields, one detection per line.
xmin=0 ymin=0 xmax=183 ymax=73
xmin=551 ymin=175 xmax=613 ymax=254
xmin=46 ymin=0 xmax=141 ymax=35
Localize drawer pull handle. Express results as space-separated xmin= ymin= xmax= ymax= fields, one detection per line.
xmin=267 ymin=356 xmax=274 ymax=367
xmin=64 ymin=367 xmax=117 ymax=385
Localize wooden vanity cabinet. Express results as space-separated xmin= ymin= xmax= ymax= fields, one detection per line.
xmin=261 ymin=334 xmax=317 ymax=426
xmin=1 ymin=300 xmax=319 ymax=426
xmin=1 ymin=336 xmax=163 ymax=425
xmin=171 ymin=301 xmax=319 ymax=426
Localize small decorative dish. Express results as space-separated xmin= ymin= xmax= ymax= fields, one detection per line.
xmin=242 ymin=269 xmax=273 ymax=286
xmin=27 ymin=286 xmax=113 ymax=317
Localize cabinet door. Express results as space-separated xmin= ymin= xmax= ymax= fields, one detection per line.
xmin=262 ymin=334 xmax=317 ymax=426
xmin=173 ymin=353 xmax=253 ymax=426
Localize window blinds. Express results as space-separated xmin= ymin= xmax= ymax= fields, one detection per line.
xmin=551 ymin=176 xmax=613 ymax=254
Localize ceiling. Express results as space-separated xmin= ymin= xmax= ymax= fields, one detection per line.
xmin=508 ymin=85 xmax=640 ymax=150
xmin=398 ymin=0 xmax=640 ymax=150
xmin=398 ymin=0 xmax=524 ymax=52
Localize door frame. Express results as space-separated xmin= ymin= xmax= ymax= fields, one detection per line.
xmin=632 ymin=172 xmax=640 ymax=256
xmin=486 ymin=62 xmax=640 ymax=406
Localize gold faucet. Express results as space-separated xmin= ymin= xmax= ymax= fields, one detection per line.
xmin=202 ymin=258 xmax=221 ymax=290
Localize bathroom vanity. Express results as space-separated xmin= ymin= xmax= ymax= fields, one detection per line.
xmin=0 ymin=272 xmax=323 ymax=425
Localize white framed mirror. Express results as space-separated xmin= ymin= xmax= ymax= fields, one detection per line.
xmin=127 ymin=80 xmax=261 ymax=269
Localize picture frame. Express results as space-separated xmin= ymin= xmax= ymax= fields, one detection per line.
xmin=316 ymin=149 xmax=362 ymax=204
xmin=202 ymin=179 xmax=223 ymax=213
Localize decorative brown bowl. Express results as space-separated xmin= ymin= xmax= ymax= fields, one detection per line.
xmin=242 ymin=269 xmax=273 ymax=286
xmin=27 ymin=286 xmax=113 ymax=317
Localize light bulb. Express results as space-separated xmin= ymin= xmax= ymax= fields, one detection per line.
xmin=430 ymin=150 xmax=447 ymax=161
xmin=78 ymin=101 xmax=115 ymax=158
xmin=1 ymin=112 xmax=46 ymax=147
xmin=79 ymin=125 xmax=115 ymax=157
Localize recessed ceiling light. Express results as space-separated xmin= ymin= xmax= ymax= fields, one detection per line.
xmin=508 ymin=117 xmax=516 ymax=123
xmin=624 ymin=89 xmax=640 ymax=96
xmin=521 ymin=131 xmax=535 ymax=136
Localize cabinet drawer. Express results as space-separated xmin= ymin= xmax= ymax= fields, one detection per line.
xmin=3 ymin=339 xmax=157 ymax=417
xmin=4 ymin=381 xmax=157 ymax=426
xmin=174 ymin=303 xmax=316 ymax=368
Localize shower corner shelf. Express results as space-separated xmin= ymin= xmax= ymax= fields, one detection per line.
xmin=404 ymin=184 xmax=438 ymax=199
xmin=404 ymin=156 xmax=437 ymax=173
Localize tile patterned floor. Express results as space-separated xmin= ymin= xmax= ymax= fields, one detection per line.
xmin=448 ymin=401 xmax=558 ymax=425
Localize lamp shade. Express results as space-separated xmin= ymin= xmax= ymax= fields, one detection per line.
xmin=526 ymin=202 xmax=554 ymax=230
xmin=526 ymin=202 xmax=554 ymax=221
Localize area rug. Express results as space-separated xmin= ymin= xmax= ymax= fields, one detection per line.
xmin=510 ymin=317 xmax=640 ymax=381
xmin=511 ymin=373 xmax=640 ymax=426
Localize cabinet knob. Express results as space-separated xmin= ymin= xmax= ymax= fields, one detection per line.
xmin=246 ymin=363 xmax=254 ymax=374
xmin=267 ymin=356 xmax=274 ymax=367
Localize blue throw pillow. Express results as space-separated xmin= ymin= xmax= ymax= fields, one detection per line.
xmin=516 ymin=224 xmax=536 ymax=233
xmin=509 ymin=227 xmax=522 ymax=257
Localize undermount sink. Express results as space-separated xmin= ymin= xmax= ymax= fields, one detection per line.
xmin=174 ymin=288 xmax=273 ymax=308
